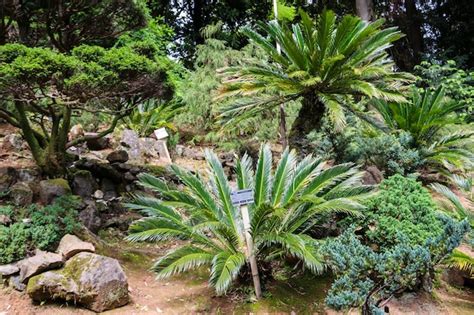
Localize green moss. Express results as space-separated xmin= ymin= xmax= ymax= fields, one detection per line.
xmin=47 ymin=178 xmax=72 ymax=192
xmin=236 ymin=273 xmax=333 ymax=313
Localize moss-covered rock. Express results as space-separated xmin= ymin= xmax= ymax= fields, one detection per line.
xmin=38 ymin=179 xmax=71 ymax=204
xmin=27 ymin=252 xmax=129 ymax=312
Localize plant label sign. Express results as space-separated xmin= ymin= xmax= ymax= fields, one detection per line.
xmin=154 ymin=128 xmax=169 ymax=140
xmin=231 ymin=189 xmax=254 ymax=206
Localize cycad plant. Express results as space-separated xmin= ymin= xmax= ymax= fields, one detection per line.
xmin=123 ymin=99 xmax=183 ymax=137
xmin=126 ymin=145 xmax=372 ymax=294
xmin=218 ymin=10 xmax=413 ymax=149
xmin=372 ymin=87 xmax=474 ymax=178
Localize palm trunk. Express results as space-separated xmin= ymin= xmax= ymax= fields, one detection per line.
xmin=288 ymin=94 xmax=325 ymax=153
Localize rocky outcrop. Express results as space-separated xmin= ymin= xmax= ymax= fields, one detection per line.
xmin=56 ymin=234 xmax=95 ymax=260
xmin=85 ymin=133 xmax=110 ymax=150
xmin=17 ymin=250 xmax=64 ymax=283
xmin=27 ymin=252 xmax=129 ymax=312
xmin=38 ymin=178 xmax=71 ymax=204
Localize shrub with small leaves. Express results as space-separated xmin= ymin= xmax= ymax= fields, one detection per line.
xmin=324 ymin=215 xmax=469 ymax=314
xmin=362 ymin=175 xmax=443 ymax=248
xmin=0 ymin=196 xmax=81 ymax=264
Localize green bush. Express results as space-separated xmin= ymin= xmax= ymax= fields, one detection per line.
xmin=0 ymin=196 xmax=80 ymax=264
xmin=363 ymin=175 xmax=443 ymax=248
xmin=0 ymin=223 xmax=30 ymax=264
xmin=324 ymin=175 xmax=470 ymax=313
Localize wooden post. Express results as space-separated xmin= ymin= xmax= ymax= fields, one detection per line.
xmin=240 ymin=204 xmax=262 ymax=299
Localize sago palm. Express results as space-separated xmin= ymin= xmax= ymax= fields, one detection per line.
xmin=126 ymin=145 xmax=372 ymax=294
xmin=372 ymin=87 xmax=474 ymax=177
xmin=218 ymin=10 xmax=413 ymax=149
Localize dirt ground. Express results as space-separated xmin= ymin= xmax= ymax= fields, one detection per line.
xmin=1 ymin=238 xmax=473 ymax=315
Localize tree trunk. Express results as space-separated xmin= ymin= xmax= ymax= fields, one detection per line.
xmin=356 ymin=0 xmax=374 ymax=21
xmin=288 ymin=94 xmax=325 ymax=153
xmin=405 ymin=0 xmax=423 ymax=67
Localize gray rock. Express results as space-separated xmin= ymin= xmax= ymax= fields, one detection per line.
xmin=9 ymin=182 xmax=33 ymax=206
xmin=175 ymin=144 xmax=185 ymax=157
xmin=38 ymin=179 xmax=71 ymax=204
xmin=57 ymin=234 xmax=95 ymax=260
xmin=10 ymin=275 xmax=26 ymax=291
xmin=0 ymin=264 xmax=19 ymax=276
xmin=120 ymin=129 xmax=140 ymax=159
xmin=27 ymin=252 xmax=129 ymax=312
xmin=0 ymin=167 xmax=16 ymax=193
xmin=16 ymin=168 xmax=40 ymax=183
xmin=101 ymin=178 xmax=118 ymax=200
xmin=79 ymin=203 xmax=102 ymax=233
xmin=72 ymin=170 xmax=97 ymax=198
xmin=18 ymin=250 xmax=64 ymax=283
xmin=107 ymin=150 xmax=129 ymax=164
xmin=93 ymin=189 xmax=104 ymax=199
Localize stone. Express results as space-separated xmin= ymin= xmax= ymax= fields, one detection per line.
xmin=72 ymin=170 xmax=97 ymax=198
xmin=38 ymin=179 xmax=71 ymax=204
xmin=101 ymin=178 xmax=118 ymax=200
xmin=18 ymin=250 xmax=64 ymax=283
xmin=124 ymin=172 xmax=135 ymax=181
xmin=363 ymin=165 xmax=384 ymax=185
xmin=10 ymin=275 xmax=26 ymax=291
xmin=27 ymin=252 xmax=129 ymax=312
xmin=79 ymin=203 xmax=102 ymax=233
xmin=16 ymin=168 xmax=40 ymax=183
xmin=93 ymin=189 xmax=104 ymax=199
xmin=85 ymin=133 xmax=110 ymax=150
xmin=139 ymin=137 xmax=160 ymax=159
xmin=57 ymin=234 xmax=95 ymax=260
xmin=0 ymin=214 xmax=11 ymax=226
xmin=175 ymin=144 xmax=185 ymax=157
xmin=9 ymin=182 xmax=33 ymax=206
xmin=107 ymin=150 xmax=129 ymax=164
xmin=0 ymin=264 xmax=19 ymax=276
xmin=0 ymin=167 xmax=16 ymax=193
xmin=120 ymin=129 xmax=140 ymax=160
xmin=1 ymin=134 xmax=24 ymax=151
xmin=68 ymin=124 xmax=84 ymax=141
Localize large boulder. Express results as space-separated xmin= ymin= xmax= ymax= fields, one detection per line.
xmin=9 ymin=182 xmax=33 ymax=206
xmin=18 ymin=250 xmax=64 ymax=283
xmin=57 ymin=234 xmax=95 ymax=260
xmin=38 ymin=178 xmax=71 ymax=204
xmin=27 ymin=252 xmax=129 ymax=312
xmin=71 ymin=170 xmax=97 ymax=198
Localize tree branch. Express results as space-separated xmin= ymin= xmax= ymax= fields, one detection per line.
xmin=66 ymin=111 xmax=129 ymax=148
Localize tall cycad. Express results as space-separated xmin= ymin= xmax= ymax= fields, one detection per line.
xmin=218 ymin=10 xmax=413 ymax=150
xmin=126 ymin=145 xmax=372 ymax=295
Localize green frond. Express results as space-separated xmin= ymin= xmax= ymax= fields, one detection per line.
xmin=210 ymin=251 xmax=246 ymax=295
xmin=254 ymin=143 xmax=273 ymax=207
xmin=446 ymin=249 xmax=474 ymax=278
xmin=153 ymin=246 xmax=215 ymax=279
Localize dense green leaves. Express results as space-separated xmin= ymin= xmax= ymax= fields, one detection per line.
xmin=218 ymin=10 xmax=413 ymax=134
xmin=127 ymin=145 xmax=372 ymax=294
